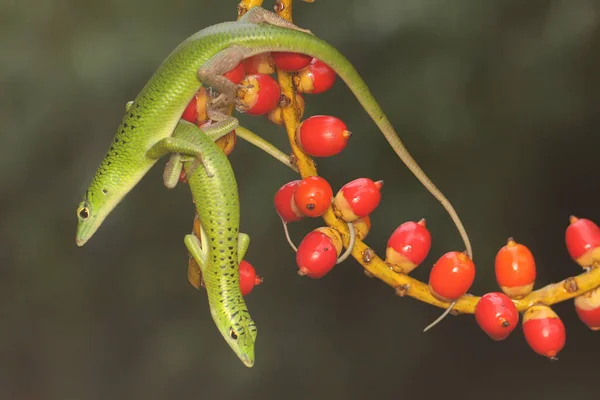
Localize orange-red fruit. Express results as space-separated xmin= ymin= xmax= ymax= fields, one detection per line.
xmin=296 ymin=227 xmax=343 ymax=278
xmin=188 ymin=256 xmax=203 ymax=289
xmin=274 ymin=180 xmax=304 ymax=223
xmin=195 ymin=87 xmax=210 ymax=124
xmin=179 ymin=169 xmax=189 ymax=184
xmin=294 ymin=59 xmax=336 ymax=94
xmin=237 ymin=74 xmax=281 ymax=116
xmin=188 ymin=258 xmax=262 ymax=297
xmin=429 ymin=251 xmax=476 ymax=301
xmin=215 ymin=129 xmax=237 ymax=156
xmin=296 ymin=115 xmax=351 ymax=157
xmin=495 ymin=238 xmax=536 ymax=299
xmin=385 ymin=219 xmax=431 ymax=274
xmin=522 ymin=305 xmax=566 ymax=359
xmin=267 ymin=93 xmax=305 ymax=125
xmin=475 ymin=292 xmax=519 ymax=341
xmin=181 ymin=95 xmax=198 ymax=123
xmin=272 ymin=52 xmax=313 ymax=72
xmin=243 ymin=53 xmax=275 ymax=75
xmin=353 ymin=216 xmax=371 ymax=240
xmin=565 ymin=215 xmax=600 ymax=268
xmin=333 ymin=178 xmax=382 ymax=222
xmin=223 ymin=62 xmax=245 ymax=84
xmin=574 ymin=288 xmax=600 ymax=330
xmin=239 ymin=260 xmax=262 ymax=296
xmin=293 ymin=176 xmax=333 ymax=218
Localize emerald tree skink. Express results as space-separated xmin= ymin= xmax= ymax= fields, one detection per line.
xmin=169 ymin=119 xmax=256 ymax=367
xmin=75 ymin=7 xmax=471 ymax=257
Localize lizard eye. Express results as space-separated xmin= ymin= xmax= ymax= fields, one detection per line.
xmin=229 ymin=328 xmax=238 ymax=340
xmin=78 ymin=206 xmax=90 ymax=220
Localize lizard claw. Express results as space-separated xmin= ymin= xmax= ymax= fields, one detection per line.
xmin=234 ymin=98 xmax=249 ymax=113
xmin=210 ymin=92 xmax=231 ymax=109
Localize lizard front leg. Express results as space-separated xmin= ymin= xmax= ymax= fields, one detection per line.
xmin=185 ymin=234 xmax=208 ymax=273
xmin=187 ymin=231 xmax=251 ymax=290
xmin=161 ymin=117 xmax=239 ymax=189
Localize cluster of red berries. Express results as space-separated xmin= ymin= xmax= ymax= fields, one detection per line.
xmin=179 ymin=51 xmax=343 ymax=288
xmin=175 ymin=43 xmax=600 ymax=361
xmin=274 ymin=183 xmax=600 ymax=361
xmin=385 ymin=219 xmax=476 ymax=304
xmin=473 ymin=215 xmax=600 ymax=360
xmin=275 ymin=177 xmax=381 ymax=278
xmin=178 ymin=51 xmax=344 ymax=183
xmin=567 ymin=216 xmax=600 ymax=329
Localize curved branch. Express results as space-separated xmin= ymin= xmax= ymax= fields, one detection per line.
xmin=272 ymin=0 xmax=600 ymax=316
xmin=235 ymin=126 xmax=298 ymax=172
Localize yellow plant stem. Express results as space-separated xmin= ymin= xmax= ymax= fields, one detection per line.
xmin=238 ymin=0 xmax=265 ymax=17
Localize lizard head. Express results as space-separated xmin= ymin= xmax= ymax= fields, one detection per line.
xmin=75 ymin=178 xmax=124 ymax=246
xmin=217 ymin=310 xmax=257 ymax=368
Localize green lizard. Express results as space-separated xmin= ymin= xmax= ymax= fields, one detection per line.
xmin=75 ymin=7 xmax=472 ymax=258
xmin=167 ymin=119 xmax=256 ymax=367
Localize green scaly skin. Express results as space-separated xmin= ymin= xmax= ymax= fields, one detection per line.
xmin=75 ymin=7 xmax=471 ymax=258
xmin=172 ymin=120 xmax=256 ymax=367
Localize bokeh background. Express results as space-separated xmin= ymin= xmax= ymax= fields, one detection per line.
xmin=2 ymin=0 xmax=600 ymax=398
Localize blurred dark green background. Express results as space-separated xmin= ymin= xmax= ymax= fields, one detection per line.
xmin=2 ymin=0 xmax=600 ymax=398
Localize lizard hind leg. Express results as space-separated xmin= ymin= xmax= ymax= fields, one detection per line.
xmin=163 ymin=153 xmax=188 ymax=189
xmin=186 ymin=224 xmax=210 ymax=289
xmin=237 ymin=233 xmax=250 ymax=264
xmin=184 ymin=233 xmax=209 ymax=272
xmin=188 ymin=231 xmax=251 ymax=289
xmin=239 ymin=6 xmax=312 ymax=34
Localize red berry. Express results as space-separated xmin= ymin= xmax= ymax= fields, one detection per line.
xmin=385 ymin=219 xmax=431 ymax=274
xmin=429 ymin=251 xmax=476 ymax=301
xmin=293 ymin=176 xmax=333 ymax=218
xmin=181 ymin=95 xmax=198 ymax=123
xmin=223 ymin=62 xmax=245 ymax=84
xmin=239 ymin=260 xmax=262 ymax=296
xmin=216 ymin=129 xmax=237 ymax=156
xmin=475 ymin=292 xmax=519 ymax=341
xmin=190 ymin=216 xmax=261 ymax=296
xmin=272 ymin=52 xmax=313 ymax=72
xmin=194 ymin=87 xmax=210 ymax=124
xmin=178 ymin=169 xmax=189 ymax=184
xmin=236 ymin=74 xmax=281 ymax=116
xmin=522 ymin=305 xmax=566 ymax=359
xmin=267 ymin=93 xmax=305 ymax=125
xmin=296 ymin=115 xmax=351 ymax=157
xmin=274 ymin=180 xmax=304 ymax=223
xmin=353 ymin=216 xmax=371 ymax=240
xmin=495 ymin=238 xmax=536 ymax=299
xmin=296 ymin=227 xmax=342 ymax=278
xmin=574 ymin=288 xmax=600 ymax=330
xmin=565 ymin=215 xmax=600 ymax=268
xmin=243 ymin=53 xmax=275 ymax=75
xmin=333 ymin=178 xmax=382 ymax=222
xmin=294 ymin=59 xmax=336 ymax=94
